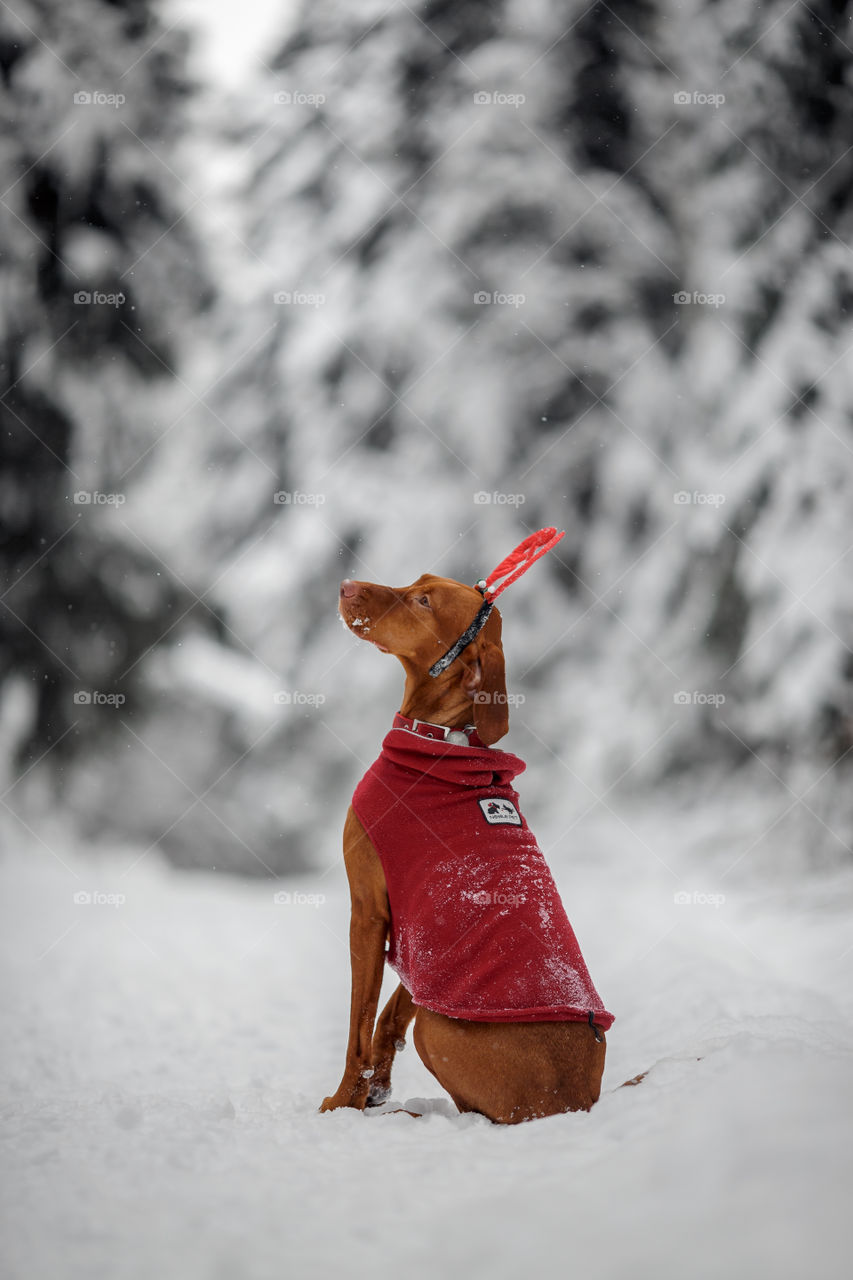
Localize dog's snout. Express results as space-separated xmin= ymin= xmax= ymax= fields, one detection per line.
xmin=340 ymin=579 xmax=361 ymax=600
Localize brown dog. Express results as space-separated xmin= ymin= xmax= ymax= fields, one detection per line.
xmin=322 ymin=572 xmax=607 ymax=1124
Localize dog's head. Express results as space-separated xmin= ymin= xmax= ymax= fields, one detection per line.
xmin=339 ymin=573 xmax=508 ymax=745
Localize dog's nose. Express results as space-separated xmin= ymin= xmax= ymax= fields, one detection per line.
xmin=340 ymin=579 xmax=360 ymax=599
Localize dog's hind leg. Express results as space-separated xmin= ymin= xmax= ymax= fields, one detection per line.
xmin=367 ymin=982 xmax=416 ymax=1105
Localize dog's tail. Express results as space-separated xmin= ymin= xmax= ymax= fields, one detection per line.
xmin=619 ymin=1070 xmax=649 ymax=1088
xmin=614 ymin=1055 xmax=703 ymax=1092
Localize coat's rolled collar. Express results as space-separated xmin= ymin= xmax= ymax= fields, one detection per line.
xmin=385 ymin=718 xmax=526 ymax=789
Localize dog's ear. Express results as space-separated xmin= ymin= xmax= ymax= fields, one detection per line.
xmin=461 ymin=611 xmax=508 ymax=745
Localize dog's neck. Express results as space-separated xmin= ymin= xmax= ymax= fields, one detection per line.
xmin=398 ymin=668 xmax=472 ymax=731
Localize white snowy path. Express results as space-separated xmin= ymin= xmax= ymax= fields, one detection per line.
xmin=2 ymin=793 xmax=852 ymax=1280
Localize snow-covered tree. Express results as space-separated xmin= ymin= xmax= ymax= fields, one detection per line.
xmin=0 ymin=1 xmax=211 ymax=782
xmin=162 ymin=0 xmax=851 ymax=852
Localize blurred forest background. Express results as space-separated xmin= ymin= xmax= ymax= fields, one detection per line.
xmin=1 ymin=0 xmax=852 ymax=876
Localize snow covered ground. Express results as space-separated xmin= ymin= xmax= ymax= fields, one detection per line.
xmin=2 ymin=783 xmax=852 ymax=1280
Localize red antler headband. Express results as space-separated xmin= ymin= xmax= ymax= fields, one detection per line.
xmin=429 ymin=526 xmax=566 ymax=677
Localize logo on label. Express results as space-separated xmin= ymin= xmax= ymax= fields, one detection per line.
xmin=478 ymin=797 xmax=521 ymax=826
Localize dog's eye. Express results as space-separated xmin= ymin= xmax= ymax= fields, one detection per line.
xmin=416 ymin=594 xmax=430 ymax=608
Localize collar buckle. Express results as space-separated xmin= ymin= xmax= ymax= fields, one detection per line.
xmin=393 ymin=713 xmax=480 ymax=746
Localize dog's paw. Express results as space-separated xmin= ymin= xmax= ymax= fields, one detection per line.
xmin=320 ymin=1092 xmax=357 ymax=1113
xmin=366 ymin=1081 xmax=392 ymax=1106
xmin=319 ymin=1082 xmax=371 ymax=1113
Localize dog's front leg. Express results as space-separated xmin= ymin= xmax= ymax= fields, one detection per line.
xmin=320 ymin=808 xmax=390 ymax=1113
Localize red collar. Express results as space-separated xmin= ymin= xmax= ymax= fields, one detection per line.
xmin=392 ymin=712 xmax=485 ymax=748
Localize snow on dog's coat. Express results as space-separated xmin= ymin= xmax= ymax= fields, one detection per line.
xmin=352 ymin=727 xmax=614 ymax=1028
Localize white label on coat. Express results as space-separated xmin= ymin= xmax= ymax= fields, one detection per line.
xmin=478 ymin=797 xmax=521 ymax=826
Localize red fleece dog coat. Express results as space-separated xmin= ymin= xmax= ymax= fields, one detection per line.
xmin=352 ymin=727 xmax=614 ymax=1029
